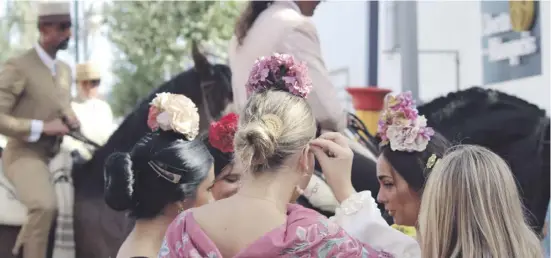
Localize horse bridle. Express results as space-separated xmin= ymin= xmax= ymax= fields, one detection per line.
xmin=200 ymin=79 xmax=218 ymax=124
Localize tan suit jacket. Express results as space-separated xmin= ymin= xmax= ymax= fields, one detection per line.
xmin=0 ymin=48 xmax=74 ymax=168
xmin=228 ymin=1 xmax=347 ymax=132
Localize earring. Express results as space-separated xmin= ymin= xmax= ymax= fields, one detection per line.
xmin=178 ymin=207 xmax=185 ymax=213
xmin=302 ymin=182 xmax=319 ymax=198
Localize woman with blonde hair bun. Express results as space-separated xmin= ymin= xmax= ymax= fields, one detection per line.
xmin=418 ymin=145 xmax=542 ymax=258
xmin=159 ymin=53 xmax=414 ymax=257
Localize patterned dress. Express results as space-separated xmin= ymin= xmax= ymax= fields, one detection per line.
xmin=159 ymin=204 xmax=393 ymax=258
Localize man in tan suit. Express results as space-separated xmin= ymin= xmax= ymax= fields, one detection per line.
xmin=0 ymin=2 xmax=79 ymax=257
xmin=229 ymin=1 xmax=346 ymax=132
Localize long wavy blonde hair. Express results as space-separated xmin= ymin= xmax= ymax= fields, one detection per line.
xmin=418 ymin=145 xmax=542 ymax=258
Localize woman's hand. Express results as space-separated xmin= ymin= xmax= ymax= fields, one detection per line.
xmin=310 ymin=132 xmax=356 ymax=203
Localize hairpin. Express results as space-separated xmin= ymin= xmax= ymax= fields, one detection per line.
xmin=148 ymin=160 xmax=182 ymax=184
xmin=426 ymin=154 xmax=438 ymax=169
xmin=261 ymin=114 xmax=283 ymax=137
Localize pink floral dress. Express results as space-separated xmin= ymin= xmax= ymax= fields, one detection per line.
xmin=159 ymin=204 xmax=393 ymax=257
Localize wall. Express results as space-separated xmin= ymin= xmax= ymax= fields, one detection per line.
xmin=377 ymin=0 xmax=550 ymax=112
xmin=313 ymin=1 xmax=549 ymax=113
xmin=312 ymin=1 xmax=368 ymax=112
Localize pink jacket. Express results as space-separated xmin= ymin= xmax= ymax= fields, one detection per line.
xmin=228 ymin=1 xmax=347 ymax=132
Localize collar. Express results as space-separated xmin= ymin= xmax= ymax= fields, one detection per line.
xmin=34 ymin=43 xmax=56 ymax=76
xmin=274 ymin=0 xmax=301 ymax=13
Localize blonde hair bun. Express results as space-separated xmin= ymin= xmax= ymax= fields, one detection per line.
xmin=236 ymin=114 xmax=283 ymax=168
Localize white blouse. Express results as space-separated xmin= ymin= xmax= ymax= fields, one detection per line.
xmin=331 ymin=191 xmax=421 ymax=257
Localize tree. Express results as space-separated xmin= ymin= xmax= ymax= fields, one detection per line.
xmin=104 ymin=1 xmax=243 ymax=117
xmin=0 ymin=1 xmax=38 ymax=62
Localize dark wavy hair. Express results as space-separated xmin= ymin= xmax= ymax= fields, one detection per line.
xmin=103 ymin=130 xmax=213 ymax=219
xmin=380 ymin=132 xmax=451 ymax=193
xmin=202 ymin=133 xmax=232 ymax=178
xmin=235 ymin=1 xmax=273 ymax=45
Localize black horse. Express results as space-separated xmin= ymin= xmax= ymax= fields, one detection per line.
xmin=418 ymin=87 xmax=550 ymax=234
xmin=71 ymin=44 xmax=233 ymax=258
xmin=301 ymin=87 xmax=550 ymax=235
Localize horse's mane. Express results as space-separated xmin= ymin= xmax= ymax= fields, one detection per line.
xmin=73 ymin=67 xmax=205 ymax=197
xmin=418 ymin=87 xmax=550 ymax=231
xmin=419 ymin=87 xmax=546 ymax=143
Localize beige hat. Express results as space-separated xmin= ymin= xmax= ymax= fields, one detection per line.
xmin=38 ymin=1 xmax=71 ymax=21
xmin=76 ymin=62 xmax=101 ymax=81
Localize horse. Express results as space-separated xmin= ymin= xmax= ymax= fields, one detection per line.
xmin=0 ymin=44 xmax=233 ymax=258
xmin=417 ymin=87 xmax=550 ymax=234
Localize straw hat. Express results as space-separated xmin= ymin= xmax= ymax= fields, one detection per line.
xmin=76 ymin=62 xmax=101 ymax=81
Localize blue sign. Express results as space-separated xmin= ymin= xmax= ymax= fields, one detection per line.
xmin=481 ymin=0 xmax=541 ymax=84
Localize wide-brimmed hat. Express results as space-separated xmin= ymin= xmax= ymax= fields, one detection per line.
xmin=76 ymin=62 xmax=101 ymax=81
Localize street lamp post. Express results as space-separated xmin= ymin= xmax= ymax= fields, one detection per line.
xmin=73 ymin=0 xmax=79 ymax=63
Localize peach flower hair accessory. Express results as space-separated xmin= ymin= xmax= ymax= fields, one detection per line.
xmin=147 ymin=92 xmax=200 ymax=140
xmin=377 ymin=91 xmax=435 ymax=152
xmin=245 ymin=53 xmax=313 ymax=98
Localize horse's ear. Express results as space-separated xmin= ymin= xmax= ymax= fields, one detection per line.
xmin=191 ymin=41 xmax=212 ymax=78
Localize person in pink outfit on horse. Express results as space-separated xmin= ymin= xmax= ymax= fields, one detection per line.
xmin=159 ymin=54 xmax=393 ymax=257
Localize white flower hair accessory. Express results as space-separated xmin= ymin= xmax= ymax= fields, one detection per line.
xmin=146 ymin=92 xmax=200 ymax=140
xmin=377 ymin=91 xmax=435 ymax=152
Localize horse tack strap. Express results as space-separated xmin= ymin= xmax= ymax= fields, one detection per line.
xmin=148 ymin=161 xmax=181 ymax=184
xmin=200 ymin=79 xmax=217 ymax=125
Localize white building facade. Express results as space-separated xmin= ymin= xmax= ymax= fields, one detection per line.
xmin=312 ymin=0 xmax=550 ymax=112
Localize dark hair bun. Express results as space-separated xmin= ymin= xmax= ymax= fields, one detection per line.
xmin=104 ymin=152 xmax=135 ymax=211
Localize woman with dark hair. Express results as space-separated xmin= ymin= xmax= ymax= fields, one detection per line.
xmin=104 ymin=93 xmax=215 ymax=258
xmin=374 ymin=92 xmax=451 ymax=228
xmin=203 ymin=112 xmax=242 ymax=200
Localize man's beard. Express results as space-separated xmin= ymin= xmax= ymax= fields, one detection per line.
xmin=57 ymin=38 xmax=70 ymax=50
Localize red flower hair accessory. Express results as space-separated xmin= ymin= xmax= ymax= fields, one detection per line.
xmin=208 ymin=113 xmax=239 ymax=153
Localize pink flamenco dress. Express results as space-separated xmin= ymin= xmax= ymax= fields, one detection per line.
xmin=159 ymin=204 xmax=394 ymax=258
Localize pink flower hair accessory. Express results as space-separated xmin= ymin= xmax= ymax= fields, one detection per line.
xmin=147 ymin=92 xmax=200 ymax=140
xmin=245 ymin=53 xmax=313 ymax=98
xmin=377 ymin=91 xmax=435 ymax=152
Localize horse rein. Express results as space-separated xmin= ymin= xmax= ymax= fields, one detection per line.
xmin=61 ymin=116 xmax=102 ymax=149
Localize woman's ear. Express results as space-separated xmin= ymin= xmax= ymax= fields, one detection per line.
xmin=298 ymin=145 xmax=313 ymax=174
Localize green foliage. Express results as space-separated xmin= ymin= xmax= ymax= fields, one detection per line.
xmin=0 ymin=1 xmax=38 ymax=63
xmin=104 ymin=1 xmax=243 ymax=117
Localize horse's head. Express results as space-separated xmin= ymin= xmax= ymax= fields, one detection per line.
xmin=191 ymin=41 xmax=233 ymax=121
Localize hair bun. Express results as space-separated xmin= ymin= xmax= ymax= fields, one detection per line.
xmin=104 ymin=152 xmax=135 ymax=211
xmin=236 ymin=117 xmax=281 ymax=170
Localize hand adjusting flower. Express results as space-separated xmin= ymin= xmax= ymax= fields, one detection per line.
xmin=147 ymin=92 xmax=200 ymax=140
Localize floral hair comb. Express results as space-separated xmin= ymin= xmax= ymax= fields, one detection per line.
xmin=377 ymin=91 xmax=435 ymax=152
xmin=208 ymin=112 xmax=239 ymax=153
xmin=245 ymin=53 xmax=313 ymax=98
xmin=147 ymin=92 xmax=200 ymax=140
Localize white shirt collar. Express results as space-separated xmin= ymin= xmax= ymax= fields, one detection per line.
xmin=34 ymin=43 xmax=57 ymax=76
